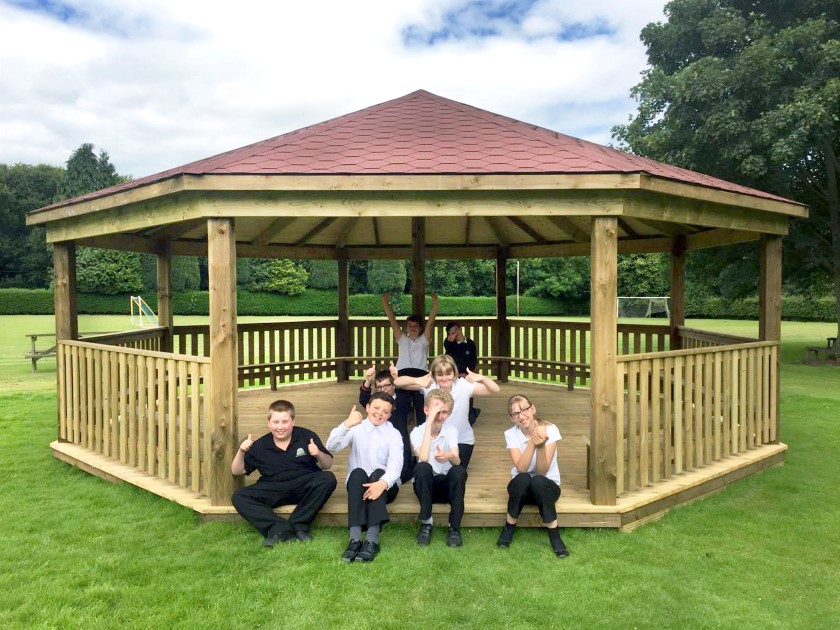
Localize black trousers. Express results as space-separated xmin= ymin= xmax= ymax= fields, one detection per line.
xmin=506 ymin=473 xmax=561 ymax=523
xmin=396 ymin=367 xmax=427 ymax=427
xmin=412 ymin=461 xmax=467 ymax=529
xmin=232 ymin=470 xmax=337 ymax=537
xmin=346 ymin=467 xmax=400 ymax=529
xmin=458 ymin=443 xmax=474 ymax=469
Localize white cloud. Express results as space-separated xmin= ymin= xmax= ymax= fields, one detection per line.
xmin=0 ymin=0 xmax=667 ymax=177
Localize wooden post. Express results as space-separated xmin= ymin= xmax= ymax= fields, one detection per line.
xmin=337 ymin=253 xmax=350 ymax=382
xmin=496 ymin=247 xmax=510 ymax=382
xmin=590 ymin=217 xmax=618 ymax=505
xmin=759 ymin=235 xmax=782 ymax=441
xmin=207 ymin=218 xmax=239 ymax=505
xmin=53 ymin=242 xmax=78 ymax=342
xmin=156 ymin=239 xmax=173 ymax=353
xmin=670 ymin=234 xmax=686 ymax=350
xmin=411 ymin=217 xmax=426 ymax=317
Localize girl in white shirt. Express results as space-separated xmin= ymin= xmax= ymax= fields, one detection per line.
xmin=497 ymin=394 xmax=570 ymax=558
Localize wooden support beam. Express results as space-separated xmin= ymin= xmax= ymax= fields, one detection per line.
xmin=372 ymin=217 xmax=381 ymax=246
xmin=252 ymin=217 xmax=296 ymax=246
xmin=759 ymin=235 xmax=782 ymax=442
xmin=507 ymin=216 xmax=547 ymax=244
xmin=156 ymin=239 xmax=173 ymax=353
xmin=546 ymin=215 xmax=590 ymax=242
xmin=635 ymin=218 xmax=688 ymax=240
xmin=617 ymin=218 xmax=640 ymax=239
xmin=590 ymin=217 xmax=618 ymax=505
xmin=412 ymin=218 xmax=426 ymax=317
xmin=295 ymin=218 xmax=335 ymax=246
xmin=53 ymin=242 xmax=78 ymax=342
xmin=334 ymin=217 xmax=355 ymax=248
xmin=141 ymin=219 xmax=205 ymax=241
xmin=207 ymin=218 xmax=238 ymax=506
xmin=464 ymin=216 xmax=472 ymax=246
xmin=496 ymin=247 xmax=510 ymax=382
xmin=337 ymin=253 xmax=350 ymax=382
xmin=486 ymin=217 xmax=510 ymax=247
xmin=670 ymin=235 xmax=687 ymax=350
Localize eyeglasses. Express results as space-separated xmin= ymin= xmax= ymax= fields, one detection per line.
xmin=510 ymin=404 xmax=533 ymax=419
xmin=375 ymin=381 xmax=394 ymax=390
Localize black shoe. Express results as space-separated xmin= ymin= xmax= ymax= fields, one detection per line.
xmin=262 ymin=530 xmax=296 ymax=547
xmin=354 ymin=540 xmax=381 ymax=562
xmin=294 ymin=530 xmax=314 ymax=542
xmin=341 ymin=540 xmax=363 ymax=563
xmin=496 ymin=525 xmax=515 ymax=548
xmin=446 ymin=527 xmax=463 ymax=548
xmin=416 ymin=523 xmax=433 ymax=546
xmin=550 ymin=534 xmax=570 ymax=559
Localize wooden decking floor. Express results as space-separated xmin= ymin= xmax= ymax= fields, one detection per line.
xmin=51 ymin=380 xmax=787 ymax=531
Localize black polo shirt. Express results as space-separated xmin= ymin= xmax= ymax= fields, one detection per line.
xmin=243 ymin=427 xmax=331 ymax=483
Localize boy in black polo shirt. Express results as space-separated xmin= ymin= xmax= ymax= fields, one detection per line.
xmin=231 ymin=400 xmax=337 ymax=547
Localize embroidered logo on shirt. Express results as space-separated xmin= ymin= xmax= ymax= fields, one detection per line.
xmin=295 ymin=448 xmax=306 ymax=457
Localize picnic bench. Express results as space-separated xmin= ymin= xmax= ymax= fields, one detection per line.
xmin=806 ymin=336 xmax=839 ymax=364
xmin=25 ymin=333 xmax=57 ymax=372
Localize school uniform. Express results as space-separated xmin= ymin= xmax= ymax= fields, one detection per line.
xmin=503 ymin=423 xmax=562 ymax=523
xmin=231 ymin=428 xmax=337 ymax=538
xmin=326 ymin=418 xmax=403 ymax=528
xmin=396 ymin=335 xmax=430 ymax=426
xmin=409 ymin=422 xmax=467 ymax=529
xmin=358 ymin=386 xmax=413 ymax=481
xmin=423 ymin=378 xmax=477 ymax=468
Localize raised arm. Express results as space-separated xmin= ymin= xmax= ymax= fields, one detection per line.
xmin=394 ymin=372 xmax=433 ymax=391
xmin=465 ymin=368 xmax=501 ymax=396
xmin=423 ymin=293 xmax=439 ymax=341
xmin=382 ymin=292 xmax=403 ymax=340
xmin=326 ymin=405 xmax=363 ymax=452
xmin=231 ymin=434 xmax=254 ymax=475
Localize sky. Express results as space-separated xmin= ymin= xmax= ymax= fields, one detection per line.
xmin=0 ymin=0 xmax=669 ymax=179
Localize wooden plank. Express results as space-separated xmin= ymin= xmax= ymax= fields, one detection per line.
xmin=590 ymin=217 xmax=618 ymax=505
xmin=119 ymin=353 xmax=128 ymax=463
xmin=128 ymin=353 xmax=137 ymax=467
xmin=713 ymin=351 xmax=722 ymax=461
xmin=157 ymin=357 xmax=166 ymax=480
xmin=673 ymin=356 xmax=683 ymax=474
xmin=156 ymin=239 xmax=173 ymax=353
xmin=651 ymin=357 xmax=661 ymax=482
xmin=207 ymin=217 xmax=238 ymax=505
xmin=178 ymin=360 xmax=188 ymax=487
xmin=639 ymin=360 xmax=650 ymax=487
xmin=615 ymin=364 xmax=625 ymax=495
xmin=627 ymin=362 xmax=639 ymax=490
xmin=663 ymin=356 xmax=673 ymax=479
xmin=146 ymin=357 xmax=157 ymax=474
xmin=190 ymin=362 xmax=202 ymax=493
xmin=137 ymin=354 xmax=147 ymax=471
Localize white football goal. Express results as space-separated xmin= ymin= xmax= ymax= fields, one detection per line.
xmin=617 ymin=296 xmax=670 ymax=319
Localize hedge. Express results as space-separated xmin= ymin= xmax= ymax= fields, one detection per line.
xmin=0 ymin=288 xmax=834 ymax=321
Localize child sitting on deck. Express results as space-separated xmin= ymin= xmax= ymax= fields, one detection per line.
xmin=231 ymin=400 xmax=337 ymax=547
xmin=326 ymin=392 xmax=404 ymax=563
xmin=410 ymin=389 xmax=467 ymax=547
xmin=496 ymin=393 xmax=570 ymax=558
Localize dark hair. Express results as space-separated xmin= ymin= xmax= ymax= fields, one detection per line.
xmin=268 ymin=399 xmax=295 ymax=420
xmin=374 ymin=369 xmax=393 ymax=384
xmin=406 ymin=315 xmax=423 ymax=326
xmin=446 ymin=321 xmax=460 ymax=334
xmin=368 ymin=391 xmax=395 ymax=409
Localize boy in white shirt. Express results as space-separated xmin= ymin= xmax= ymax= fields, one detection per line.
xmin=326 ymin=392 xmax=404 ymax=563
xmin=410 ymin=389 xmax=466 ymax=547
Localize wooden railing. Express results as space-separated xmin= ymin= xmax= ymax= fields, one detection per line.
xmin=169 ymin=319 xmax=672 ymax=389
xmin=615 ymin=341 xmax=778 ymax=496
xmin=678 ymin=326 xmax=754 ymax=349
xmin=84 ymin=327 xmax=166 ymax=352
xmin=57 ymin=340 xmax=210 ymax=493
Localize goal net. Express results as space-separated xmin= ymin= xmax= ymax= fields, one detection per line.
xmin=617 ymin=296 xmax=670 ymax=319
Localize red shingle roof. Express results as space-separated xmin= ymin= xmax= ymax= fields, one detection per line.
xmin=45 ymin=89 xmax=795 ymax=208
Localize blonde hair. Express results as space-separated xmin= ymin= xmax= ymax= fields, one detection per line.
xmin=424 ymin=389 xmax=454 ymax=409
xmin=507 ymin=394 xmax=549 ymax=428
xmin=429 ymin=354 xmax=458 ymax=380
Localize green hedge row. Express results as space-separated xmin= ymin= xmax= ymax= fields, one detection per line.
xmin=0 ymin=288 xmax=834 ymax=321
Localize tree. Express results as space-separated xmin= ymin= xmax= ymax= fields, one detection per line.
xmin=248 ymin=259 xmax=308 ymax=295
xmin=617 ymin=254 xmax=670 ymax=297
xmin=367 ymin=260 xmax=407 ymax=295
xmin=613 ymin=0 xmax=840 ymax=343
xmin=0 ymin=163 xmax=63 ymax=287
xmin=57 ymin=143 xmax=127 ymax=200
xmin=306 ymin=260 xmax=339 ymax=290
xmin=76 ymin=248 xmax=142 ymax=294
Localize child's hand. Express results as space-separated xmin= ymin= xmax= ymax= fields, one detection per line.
xmin=307 ymin=438 xmax=320 ymax=457
xmin=344 ymin=405 xmax=363 ymax=428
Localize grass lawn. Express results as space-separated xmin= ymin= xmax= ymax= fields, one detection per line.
xmin=1 ymin=315 xmax=838 ymax=628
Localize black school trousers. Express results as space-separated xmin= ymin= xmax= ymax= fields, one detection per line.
xmin=232 ymin=470 xmax=337 ymax=537
xmin=412 ymin=461 xmax=467 ymax=529
xmin=346 ymin=467 xmax=400 ymax=530
xmin=506 ymin=472 xmax=561 ymax=523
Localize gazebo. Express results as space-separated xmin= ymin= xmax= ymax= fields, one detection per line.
xmin=27 ymin=90 xmax=808 ymax=530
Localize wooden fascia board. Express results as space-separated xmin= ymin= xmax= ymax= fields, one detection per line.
xmin=685 ymin=229 xmax=761 ymax=250
xmin=638 ymin=173 xmax=808 ymax=218
xmin=622 ymin=192 xmax=789 ymax=235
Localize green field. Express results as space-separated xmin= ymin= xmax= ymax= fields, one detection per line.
xmin=1 ymin=315 xmax=838 ymax=628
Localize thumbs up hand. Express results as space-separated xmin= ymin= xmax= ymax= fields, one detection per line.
xmin=434 ymin=443 xmax=448 ymax=463
xmin=239 ymin=434 xmax=254 ymax=452
xmin=307 ymin=438 xmax=319 ymax=457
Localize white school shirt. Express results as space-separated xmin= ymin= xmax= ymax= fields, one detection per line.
xmin=422 ymin=378 xmax=476 ymax=445
xmin=409 ymin=422 xmax=459 ymax=475
xmin=326 ymin=418 xmax=403 ymax=489
xmin=395 ymin=334 xmax=430 ymax=371
xmin=504 ymin=423 xmax=562 ymax=485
